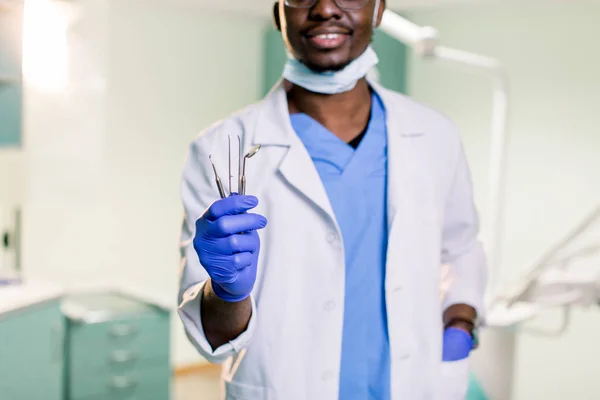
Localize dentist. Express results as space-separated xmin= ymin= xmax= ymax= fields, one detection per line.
xmin=178 ymin=0 xmax=487 ymax=399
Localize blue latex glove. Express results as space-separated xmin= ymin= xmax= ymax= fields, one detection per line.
xmin=194 ymin=195 xmax=267 ymax=302
xmin=442 ymin=327 xmax=474 ymax=362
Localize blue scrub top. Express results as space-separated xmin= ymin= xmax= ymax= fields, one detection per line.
xmin=291 ymin=92 xmax=391 ymax=400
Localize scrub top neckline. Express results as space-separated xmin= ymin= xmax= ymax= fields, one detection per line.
xmin=290 ymin=93 xmax=387 ymax=178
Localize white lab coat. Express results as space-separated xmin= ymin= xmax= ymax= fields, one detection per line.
xmin=178 ymin=79 xmax=487 ymax=400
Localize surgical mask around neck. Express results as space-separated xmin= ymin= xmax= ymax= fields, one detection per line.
xmin=282 ymin=45 xmax=379 ymax=94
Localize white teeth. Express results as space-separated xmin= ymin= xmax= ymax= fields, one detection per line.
xmin=316 ymin=33 xmax=341 ymax=40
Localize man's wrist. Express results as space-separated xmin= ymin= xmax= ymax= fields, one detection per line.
xmin=443 ymin=304 xmax=477 ymax=326
xmin=446 ymin=319 xmax=474 ymax=333
xmin=210 ymin=279 xmax=252 ymax=303
xmin=443 ymin=304 xmax=479 ymax=348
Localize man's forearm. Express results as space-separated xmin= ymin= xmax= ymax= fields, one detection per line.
xmin=201 ymin=279 xmax=252 ymax=350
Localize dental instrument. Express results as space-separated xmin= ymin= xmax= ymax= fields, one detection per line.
xmin=209 ymin=135 xmax=261 ymax=198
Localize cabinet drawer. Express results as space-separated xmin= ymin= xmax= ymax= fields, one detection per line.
xmin=69 ymin=313 xmax=169 ymax=371
xmin=80 ymin=384 xmax=171 ymax=400
xmin=70 ymin=356 xmax=168 ymax=383
xmin=70 ymin=363 xmax=171 ymax=400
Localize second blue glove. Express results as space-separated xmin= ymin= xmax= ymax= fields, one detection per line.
xmin=194 ymin=195 xmax=267 ymax=302
xmin=442 ymin=327 xmax=474 ymax=362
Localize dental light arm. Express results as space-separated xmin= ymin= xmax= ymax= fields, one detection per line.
xmin=379 ymin=11 xmax=439 ymax=56
xmin=379 ymin=10 xmax=503 ymax=70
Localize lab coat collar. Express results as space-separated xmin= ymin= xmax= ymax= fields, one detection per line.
xmin=254 ymin=79 xmax=335 ymax=223
xmin=368 ymin=79 xmax=427 ymax=229
xmin=253 ymin=79 xmax=295 ymax=146
xmin=252 ymin=78 xmax=425 ymax=145
xmin=252 ymin=78 xmax=426 ymax=229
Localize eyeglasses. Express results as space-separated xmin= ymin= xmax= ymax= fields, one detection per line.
xmin=285 ymin=0 xmax=371 ymax=11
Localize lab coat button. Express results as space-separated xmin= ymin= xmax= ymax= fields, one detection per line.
xmin=326 ymin=232 xmax=336 ymax=243
xmin=386 ymin=285 xmax=402 ymax=293
xmin=323 ymin=301 xmax=335 ymax=312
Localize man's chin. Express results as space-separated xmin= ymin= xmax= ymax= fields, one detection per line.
xmin=304 ymin=58 xmax=351 ymax=74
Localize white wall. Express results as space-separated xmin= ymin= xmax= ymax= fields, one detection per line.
xmin=12 ymin=0 xmax=264 ymax=367
xmin=407 ymin=4 xmax=600 ymax=399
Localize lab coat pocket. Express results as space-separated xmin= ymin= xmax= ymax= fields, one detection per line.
xmin=224 ymin=379 xmax=271 ymax=400
xmin=439 ymin=358 xmax=470 ymax=400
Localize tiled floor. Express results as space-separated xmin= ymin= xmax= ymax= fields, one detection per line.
xmin=174 ymin=367 xmax=221 ymax=400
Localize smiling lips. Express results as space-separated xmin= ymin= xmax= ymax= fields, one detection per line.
xmin=306 ymin=32 xmax=351 ymax=49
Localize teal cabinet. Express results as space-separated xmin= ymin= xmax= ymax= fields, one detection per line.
xmin=0 ymin=3 xmax=23 ymax=147
xmin=63 ymin=292 xmax=172 ymax=400
xmin=262 ymin=23 xmax=409 ymax=96
xmin=0 ymin=300 xmax=65 ymax=400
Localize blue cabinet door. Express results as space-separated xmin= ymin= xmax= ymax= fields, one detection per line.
xmin=0 ymin=3 xmax=23 ymax=147
xmin=0 ymin=301 xmax=65 ymax=400
xmin=0 ymin=83 xmax=22 ymax=146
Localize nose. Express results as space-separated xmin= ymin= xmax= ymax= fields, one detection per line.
xmin=309 ymin=0 xmax=343 ymax=21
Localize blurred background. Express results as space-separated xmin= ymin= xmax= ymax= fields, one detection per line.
xmin=0 ymin=0 xmax=598 ymax=399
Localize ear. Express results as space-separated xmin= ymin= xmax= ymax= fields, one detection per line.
xmin=273 ymin=2 xmax=282 ymax=31
xmin=374 ymin=0 xmax=385 ymax=27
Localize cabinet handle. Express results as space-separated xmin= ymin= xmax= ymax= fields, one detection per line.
xmin=109 ymin=324 xmax=138 ymax=338
xmin=110 ymin=350 xmax=138 ymax=364
xmin=109 ymin=375 xmax=139 ymax=390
